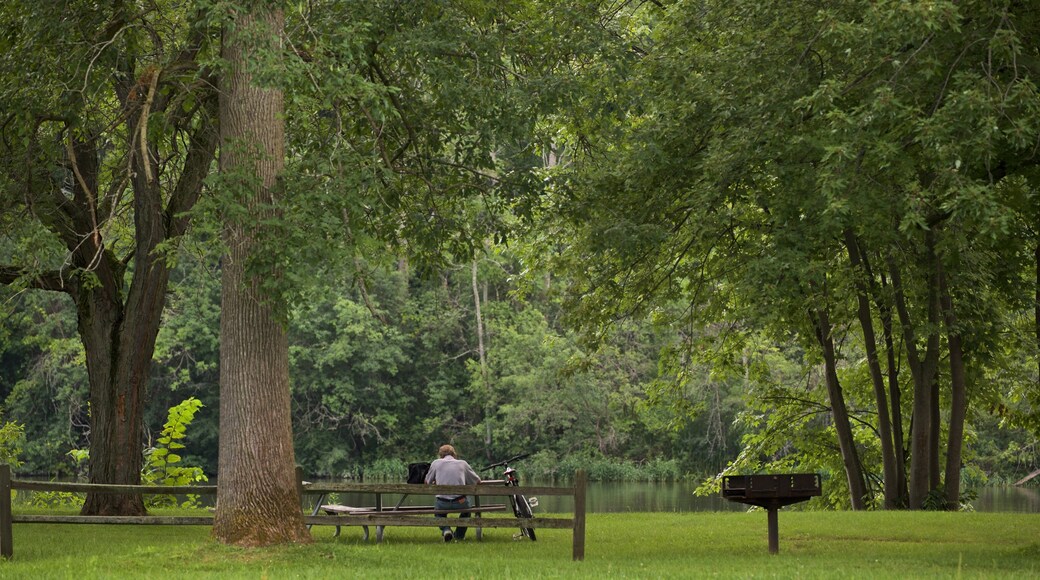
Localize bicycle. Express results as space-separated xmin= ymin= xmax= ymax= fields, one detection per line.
xmin=481 ymin=453 xmax=538 ymax=541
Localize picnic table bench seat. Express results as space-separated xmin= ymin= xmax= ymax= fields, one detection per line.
xmin=320 ymin=503 xmax=508 ymax=516
xmin=316 ymin=503 xmax=509 ymax=541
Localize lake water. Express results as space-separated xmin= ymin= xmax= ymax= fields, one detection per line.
xmin=309 ymin=480 xmax=1040 ymax=513
xmin=14 ymin=475 xmax=1038 ymax=513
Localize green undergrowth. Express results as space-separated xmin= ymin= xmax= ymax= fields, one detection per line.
xmin=2 ymin=511 xmax=1039 ymax=578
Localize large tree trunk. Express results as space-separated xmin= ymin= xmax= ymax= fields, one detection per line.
xmin=211 ymin=2 xmax=311 ymax=546
xmin=0 ymin=6 xmax=217 ymax=517
xmin=77 ymin=260 xmax=149 ymax=516
xmin=940 ymin=271 xmax=968 ymax=510
xmin=812 ymin=307 xmax=868 ymax=509
xmin=76 ymin=88 xmax=217 ymax=515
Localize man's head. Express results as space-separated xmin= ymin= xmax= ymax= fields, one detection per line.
xmin=438 ymin=444 xmax=457 ymax=458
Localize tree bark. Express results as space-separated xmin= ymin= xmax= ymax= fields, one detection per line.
xmin=843 ymin=231 xmax=899 ymax=509
xmin=38 ymin=131 xmax=151 ymax=517
xmin=812 ymin=307 xmax=868 ymax=510
xmin=888 ymin=250 xmax=941 ymax=509
xmin=77 ymin=254 xmax=149 ymax=516
xmin=211 ymin=2 xmax=310 ymax=546
xmin=940 ymin=270 xmax=967 ymax=510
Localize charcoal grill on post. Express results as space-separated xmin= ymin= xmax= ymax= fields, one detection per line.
xmin=721 ymin=473 xmax=821 ymax=554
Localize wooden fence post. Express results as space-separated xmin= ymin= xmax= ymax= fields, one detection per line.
xmin=1 ymin=464 xmax=12 ymax=558
xmin=572 ymin=469 xmax=586 ymax=561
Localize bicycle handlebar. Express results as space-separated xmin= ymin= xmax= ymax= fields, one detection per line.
xmin=481 ymin=452 xmax=531 ymax=471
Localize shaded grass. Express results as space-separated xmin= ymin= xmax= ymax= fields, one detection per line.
xmin=3 ymin=511 xmax=1039 ymax=578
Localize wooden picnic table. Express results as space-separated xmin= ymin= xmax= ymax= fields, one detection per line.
xmin=316 ymin=502 xmax=509 ymax=541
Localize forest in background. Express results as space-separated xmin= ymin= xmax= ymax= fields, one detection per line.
xmin=0 ymin=0 xmax=1038 ymax=513
xmin=2 ymin=232 xmax=1038 ymax=502
xmin=1 ymin=239 xmax=734 ymax=482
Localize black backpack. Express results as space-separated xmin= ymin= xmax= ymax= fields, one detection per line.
xmin=407 ymin=462 xmax=430 ymax=484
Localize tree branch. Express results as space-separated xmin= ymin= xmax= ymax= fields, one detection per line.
xmin=0 ymin=266 xmax=73 ymax=293
xmin=165 ymin=80 xmax=219 ymax=238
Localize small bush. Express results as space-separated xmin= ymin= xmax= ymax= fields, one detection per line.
xmin=141 ymin=398 xmax=208 ymax=508
xmin=0 ymin=417 xmax=25 ymax=469
xmin=26 ymin=490 xmax=85 ymax=509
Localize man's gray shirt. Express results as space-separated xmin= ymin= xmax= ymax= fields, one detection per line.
xmin=425 ymin=456 xmax=481 ymax=499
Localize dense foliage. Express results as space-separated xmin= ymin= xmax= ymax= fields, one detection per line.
xmin=2 ymin=235 xmax=1037 ymax=490
xmin=533 ymin=0 xmax=1040 ymax=507
xmin=1 ymin=0 xmax=1037 ymax=511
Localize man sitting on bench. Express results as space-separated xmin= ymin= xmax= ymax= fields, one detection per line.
xmin=425 ymin=444 xmax=481 ymax=542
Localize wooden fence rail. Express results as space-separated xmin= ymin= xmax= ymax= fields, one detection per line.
xmin=0 ymin=465 xmax=587 ymax=561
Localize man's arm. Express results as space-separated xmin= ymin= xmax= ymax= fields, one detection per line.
xmin=464 ymin=462 xmax=481 ymax=485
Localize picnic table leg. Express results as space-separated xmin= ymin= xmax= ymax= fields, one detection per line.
xmin=375 ymin=493 xmax=384 ymax=542
xmin=307 ymin=492 xmax=326 ymax=531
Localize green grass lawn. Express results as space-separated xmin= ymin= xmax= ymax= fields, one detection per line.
xmin=3 ymin=511 xmax=1039 ymax=578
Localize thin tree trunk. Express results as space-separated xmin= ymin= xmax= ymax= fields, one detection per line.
xmin=812 ymin=307 xmax=868 ymax=510
xmin=923 ymin=237 xmax=943 ymax=495
xmin=888 ymin=250 xmax=940 ymax=509
xmin=211 ymin=2 xmax=310 ymax=546
xmin=844 ymin=231 xmax=898 ymax=509
xmin=83 ymin=97 xmax=216 ymax=515
xmin=878 ymin=276 xmax=908 ymax=506
xmin=863 ymin=250 xmax=909 ymax=507
xmin=940 ymin=270 xmax=967 ymax=510
xmin=79 ymin=108 xmax=216 ymax=516
xmin=472 ymin=259 xmax=493 ymax=459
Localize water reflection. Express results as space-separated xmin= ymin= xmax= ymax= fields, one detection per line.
xmin=526 ymin=480 xmax=745 ymax=513
xmin=14 ymin=476 xmax=1038 ymax=513
xmin=971 ymin=486 xmax=1040 ymax=512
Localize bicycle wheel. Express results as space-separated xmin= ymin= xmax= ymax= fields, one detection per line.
xmin=508 ymin=494 xmax=522 ymax=518
xmin=515 ymin=494 xmax=537 ymax=541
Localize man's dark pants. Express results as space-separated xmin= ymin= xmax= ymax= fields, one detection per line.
xmin=435 ymin=496 xmax=471 ymax=540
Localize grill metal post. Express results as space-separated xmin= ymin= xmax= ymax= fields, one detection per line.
xmin=721 ymin=473 xmax=821 ymax=555
xmin=766 ymin=504 xmax=779 ymax=554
